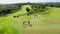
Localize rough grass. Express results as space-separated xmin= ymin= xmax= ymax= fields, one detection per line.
xmin=0 ymin=5 xmax=60 ymax=34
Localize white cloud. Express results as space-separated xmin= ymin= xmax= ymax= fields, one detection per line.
xmin=0 ymin=0 xmax=40 ymax=4
xmin=0 ymin=0 xmax=60 ymax=4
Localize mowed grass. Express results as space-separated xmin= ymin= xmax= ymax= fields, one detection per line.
xmin=0 ymin=5 xmax=60 ymax=34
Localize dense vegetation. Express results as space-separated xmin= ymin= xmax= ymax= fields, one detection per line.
xmin=0 ymin=4 xmax=22 ymax=16
xmin=28 ymin=4 xmax=48 ymax=14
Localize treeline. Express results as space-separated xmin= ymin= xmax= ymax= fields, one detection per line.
xmin=0 ymin=4 xmax=22 ymax=16
xmin=43 ymin=2 xmax=60 ymax=7
xmin=24 ymin=3 xmax=48 ymax=15
xmin=30 ymin=3 xmax=47 ymax=13
xmin=48 ymin=4 xmax=60 ymax=7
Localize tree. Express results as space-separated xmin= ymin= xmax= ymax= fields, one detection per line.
xmin=26 ymin=7 xmax=30 ymax=15
xmin=0 ymin=4 xmax=22 ymax=16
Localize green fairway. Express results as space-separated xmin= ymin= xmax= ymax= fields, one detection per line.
xmin=0 ymin=5 xmax=60 ymax=34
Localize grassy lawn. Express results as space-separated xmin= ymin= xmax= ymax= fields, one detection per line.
xmin=0 ymin=5 xmax=60 ymax=34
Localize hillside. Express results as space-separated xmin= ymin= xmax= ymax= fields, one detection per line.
xmin=0 ymin=5 xmax=60 ymax=34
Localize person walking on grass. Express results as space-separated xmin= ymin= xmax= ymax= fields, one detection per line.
xmin=28 ymin=20 xmax=32 ymax=26
xmin=22 ymin=21 xmax=26 ymax=28
xmin=22 ymin=20 xmax=32 ymax=28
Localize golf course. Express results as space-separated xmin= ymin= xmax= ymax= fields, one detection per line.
xmin=0 ymin=5 xmax=60 ymax=34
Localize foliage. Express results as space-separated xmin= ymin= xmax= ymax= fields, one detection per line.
xmin=0 ymin=4 xmax=22 ymax=16
xmin=30 ymin=4 xmax=47 ymax=14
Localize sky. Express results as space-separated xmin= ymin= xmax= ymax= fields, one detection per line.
xmin=0 ymin=0 xmax=60 ymax=4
